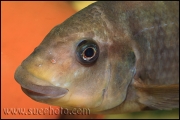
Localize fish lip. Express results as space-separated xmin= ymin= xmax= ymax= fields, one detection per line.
xmin=21 ymin=87 xmax=64 ymax=99
xmin=14 ymin=65 xmax=68 ymax=99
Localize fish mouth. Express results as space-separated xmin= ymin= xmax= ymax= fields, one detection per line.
xmin=14 ymin=66 xmax=68 ymax=99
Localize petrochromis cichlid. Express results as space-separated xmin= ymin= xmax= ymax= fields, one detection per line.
xmin=15 ymin=1 xmax=179 ymax=114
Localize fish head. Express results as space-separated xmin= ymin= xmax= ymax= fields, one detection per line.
xmin=14 ymin=3 xmax=136 ymax=113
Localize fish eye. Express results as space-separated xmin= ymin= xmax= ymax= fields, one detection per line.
xmin=75 ymin=39 xmax=99 ymax=65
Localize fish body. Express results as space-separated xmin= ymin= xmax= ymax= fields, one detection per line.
xmin=15 ymin=1 xmax=179 ymax=114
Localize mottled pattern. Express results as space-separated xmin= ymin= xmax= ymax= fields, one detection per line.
xmin=126 ymin=2 xmax=179 ymax=85
xmin=95 ymin=1 xmax=179 ymax=85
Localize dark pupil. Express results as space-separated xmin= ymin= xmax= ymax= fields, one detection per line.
xmin=84 ymin=48 xmax=94 ymax=57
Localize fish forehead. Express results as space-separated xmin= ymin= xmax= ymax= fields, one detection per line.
xmin=41 ymin=3 xmax=113 ymax=45
xmin=41 ymin=1 xmax=179 ymax=48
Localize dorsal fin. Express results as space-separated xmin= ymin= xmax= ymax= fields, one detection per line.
xmin=134 ymin=79 xmax=179 ymax=110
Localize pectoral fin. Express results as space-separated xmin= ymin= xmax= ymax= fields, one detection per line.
xmin=134 ymin=81 xmax=179 ymax=110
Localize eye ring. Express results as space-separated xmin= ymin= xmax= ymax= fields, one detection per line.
xmin=82 ymin=47 xmax=96 ymax=60
xmin=75 ymin=39 xmax=99 ymax=65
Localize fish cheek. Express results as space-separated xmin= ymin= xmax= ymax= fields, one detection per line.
xmin=59 ymin=48 xmax=109 ymax=109
xmin=69 ymin=74 xmax=104 ymax=108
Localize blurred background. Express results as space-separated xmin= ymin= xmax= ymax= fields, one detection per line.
xmin=1 ymin=1 xmax=179 ymax=119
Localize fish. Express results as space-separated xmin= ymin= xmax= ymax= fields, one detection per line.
xmin=14 ymin=1 xmax=179 ymax=114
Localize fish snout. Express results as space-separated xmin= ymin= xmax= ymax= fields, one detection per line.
xmin=14 ymin=66 xmax=68 ymax=99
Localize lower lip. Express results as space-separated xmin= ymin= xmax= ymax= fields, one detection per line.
xmin=21 ymin=87 xmax=66 ymax=100
xmin=21 ymin=87 xmax=57 ymax=100
xmin=21 ymin=87 xmax=67 ymax=99
xmin=21 ymin=87 xmax=46 ymax=96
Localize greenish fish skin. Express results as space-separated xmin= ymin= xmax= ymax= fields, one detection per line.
xmin=14 ymin=1 xmax=179 ymax=114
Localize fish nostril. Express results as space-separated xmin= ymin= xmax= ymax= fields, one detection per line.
xmin=50 ymin=59 xmax=56 ymax=64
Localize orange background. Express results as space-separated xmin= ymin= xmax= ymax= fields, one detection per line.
xmin=2 ymin=1 xmax=76 ymax=119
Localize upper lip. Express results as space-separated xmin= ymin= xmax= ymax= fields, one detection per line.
xmin=14 ymin=65 xmax=68 ymax=98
